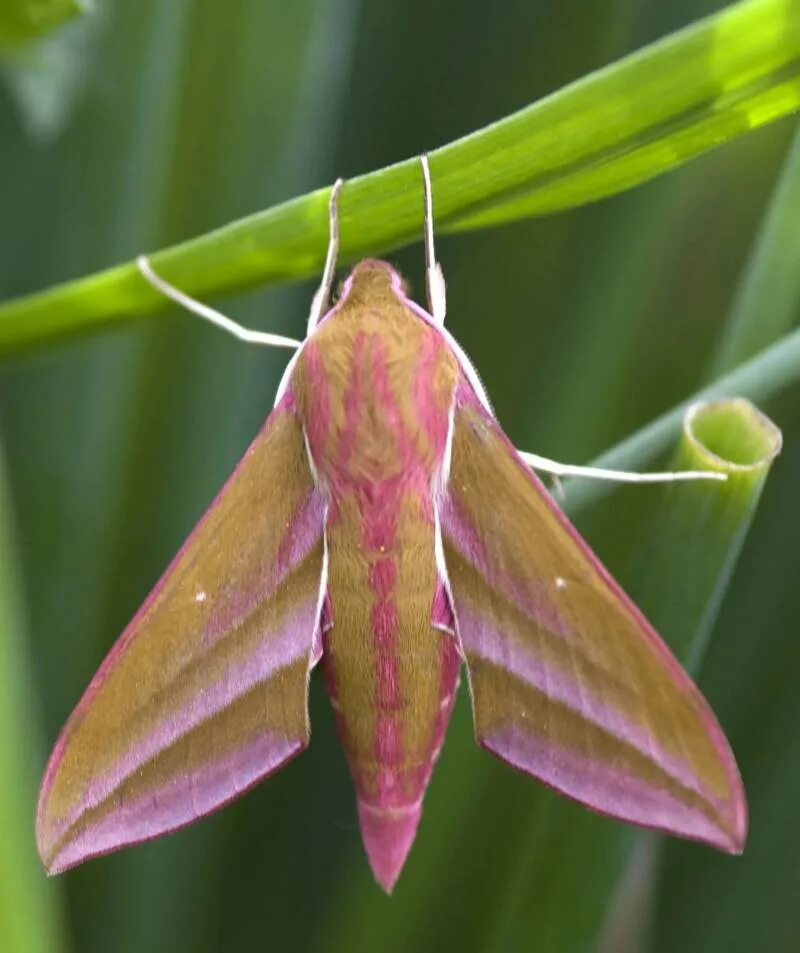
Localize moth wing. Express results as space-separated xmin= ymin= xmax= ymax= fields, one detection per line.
xmin=438 ymin=384 xmax=746 ymax=852
xmin=37 ymin=396 xmax=327 ymax=873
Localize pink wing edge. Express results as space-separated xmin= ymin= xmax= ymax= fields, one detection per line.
xmin=37 ymin=391 xmax=328 ymax=873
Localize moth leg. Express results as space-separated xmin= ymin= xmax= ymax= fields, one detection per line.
xmin=517 ymin=449 xmax=727 ymax=484
xmin=136 ymin=256 xmax=302 ymax=350
xmin=307 ymin=177 xmax=345 ymax=334
xmin=549 ymin=474 xmax=565 ymax=499
xmin=421 ymin=153 xmax=446 ymax=326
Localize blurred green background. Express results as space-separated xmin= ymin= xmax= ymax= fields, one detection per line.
xmin=1 ymin=1 xmax=799 ymax=951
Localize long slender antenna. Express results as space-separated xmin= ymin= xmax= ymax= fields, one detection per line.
xmin=421 ymin=154 xmax=447 ymax=325
xmin=518 ymin=450 xmax=727 ymax=484
xmin=307 ymin=177 xmax=344 ymax=333
xmin=137 ymin=256 xmax=302 ymax=350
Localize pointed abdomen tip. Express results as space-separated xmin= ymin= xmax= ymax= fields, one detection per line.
xmin=357 ymin=798 xmax=422 ymax=893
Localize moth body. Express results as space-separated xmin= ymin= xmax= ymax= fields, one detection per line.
xmin=292 ymin=261 xmax=461 ymax=889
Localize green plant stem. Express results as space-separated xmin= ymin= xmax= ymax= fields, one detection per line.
xmin=0 ymin=0 xmax=798 ymax=353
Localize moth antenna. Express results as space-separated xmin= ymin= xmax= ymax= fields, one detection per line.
xmin=307 ymin=177 xmax=345 ymax=333
xmin=518 ymin=450 xmax=728 ymax=484
xmin=136 ymin=256 xmax=302 ymax=350
xmin=421 ymin=154 xmax=446 ymax=325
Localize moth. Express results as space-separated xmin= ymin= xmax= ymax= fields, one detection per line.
xmin=37 ymin=157 xmax=747 ymax=893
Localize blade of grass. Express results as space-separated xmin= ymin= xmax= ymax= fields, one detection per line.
xmin=708 ymin=119 xmax=800 ymax=375
xmin=0 ymin=0 xmax=799 ymax=352
xmin=0 ymin=440 xmax=68 ymax=953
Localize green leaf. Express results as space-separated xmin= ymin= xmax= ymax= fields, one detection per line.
xmin=0 ymin=0 xmax=799 ymax=352
xmin=0 ymin=0 xmax=88 ymax=47
xmin=0 ymin=442 xmax=68 ymax=953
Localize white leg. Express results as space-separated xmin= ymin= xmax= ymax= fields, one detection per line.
xmin=518 ymin=450 xmax=727 ymax=484
xmin=421 ymin=154 xmax=446 ymax=325
xmin=549 ymin=474 xmax=565 ymax=499
xmin=307 ymin=177 xmax=344 ymax=334
xmin=137 ymin=257 xmax=302 ymax=350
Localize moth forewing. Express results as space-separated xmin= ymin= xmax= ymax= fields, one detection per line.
xmin=437 ymin=380 xmax=746 ymax=853
xmin=36 ymin=399 xmax=327 ymax=873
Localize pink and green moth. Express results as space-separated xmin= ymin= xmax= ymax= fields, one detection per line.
xmin=36 ymin=157 xmax=747 ymax=893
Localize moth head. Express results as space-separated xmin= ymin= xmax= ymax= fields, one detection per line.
xmin=336 ymin=259 xmax=411 ymax=312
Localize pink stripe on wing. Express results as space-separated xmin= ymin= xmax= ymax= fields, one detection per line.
xmin=49 ymin=732 xmax=301 ymax=874
xmin=458 ymin=604 xmax=718 ymax=803
xmin=199 ymin=489 xmax=325 ymax=647
xmin=273 ymin=490 xmax=327 ymax=581
xmin=484 ymin=724 xmax=740 ymax=851
xmin=440 ymin=491 xmax=574 ymax=640
xmin=43 ymin=598 xmax=319 ymax=837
